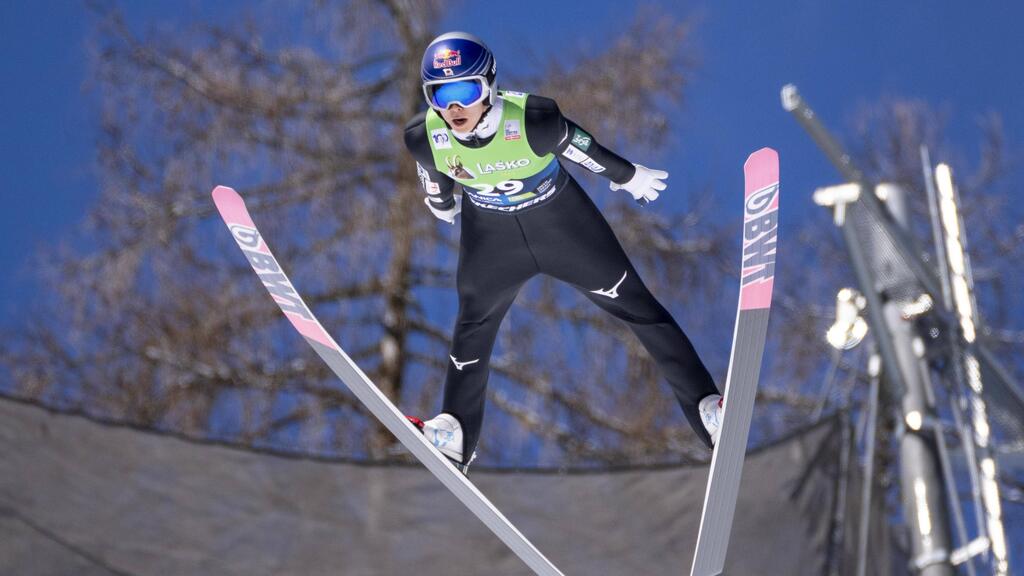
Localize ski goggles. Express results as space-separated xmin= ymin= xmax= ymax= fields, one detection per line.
xmin=423 ymin=77 xmax=490 ymax=111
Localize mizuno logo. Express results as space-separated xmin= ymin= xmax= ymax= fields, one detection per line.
xmin=450 ymin=355 xmax=480 ymax=371
xmin=590 ymin=271 xmax=628 ymax=299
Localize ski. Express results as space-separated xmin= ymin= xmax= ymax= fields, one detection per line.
xmin=211 ymin=186 xmax=564 ymax=576
xmin=690 ymin=148 xmax=779 ymax=576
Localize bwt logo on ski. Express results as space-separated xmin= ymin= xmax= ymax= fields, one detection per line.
xmin=475 ymin=158 xmax=530 ymax=174
xmin=229 ymin=224 xmax=315 ymax=322
xmin=741 ymin=183 xmax=778 ymax=286
xmin=229 ymin=224 xmax=261 ymax=250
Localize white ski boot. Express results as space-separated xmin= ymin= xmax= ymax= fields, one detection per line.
xmin=699 ymin=394 xmax=724 ymax=447
xmin=407 ymin=413 xmax=476 ymax=473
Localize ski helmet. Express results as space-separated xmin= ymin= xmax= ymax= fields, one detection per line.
xmin=420 ymin=31 xmax=497 ymax=111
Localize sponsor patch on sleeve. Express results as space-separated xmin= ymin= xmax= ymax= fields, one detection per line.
xmin=561 ymin=145 xmax=606 ymax=174
xmin=571 ymin=127 xmax=593 ymax=151
xmin=580 ymin=157 xmax=605 ymax=173
xmin=561 ymin=145 xmax=587 ymax=163
xmin=416 ymin=163 xmax=441 ymax=195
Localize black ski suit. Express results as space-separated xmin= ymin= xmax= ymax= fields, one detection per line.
xmin=404 ymin=95 xmax=720 ymax=462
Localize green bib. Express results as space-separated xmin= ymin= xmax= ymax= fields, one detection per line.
xmin=424 ymin=91 xmax=562 ymax=212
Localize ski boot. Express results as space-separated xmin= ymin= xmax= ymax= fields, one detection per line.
xmin=699 ymin=394 xmax=724 ymax=447
xmin=407 ymin=413 xmax=477 ymax=474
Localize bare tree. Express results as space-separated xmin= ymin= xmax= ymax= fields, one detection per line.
xmin=2 ymin=1 xmax=738 ymax=466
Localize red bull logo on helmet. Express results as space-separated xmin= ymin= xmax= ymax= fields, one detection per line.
xmin=433 ymin=47 xmax=462 ymax=69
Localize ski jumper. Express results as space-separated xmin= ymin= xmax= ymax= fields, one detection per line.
xmin=404 ymin=91 xmax=720 ymax=462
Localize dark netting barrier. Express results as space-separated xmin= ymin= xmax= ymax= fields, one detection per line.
xmin=1 ymin=398 xmax=898 ymax=576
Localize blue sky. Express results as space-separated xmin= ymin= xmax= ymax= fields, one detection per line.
xmin=453 ymin=2 xmax=1024 ymax=186
xmin=1 ymin=1 xmax=1021 ymax=326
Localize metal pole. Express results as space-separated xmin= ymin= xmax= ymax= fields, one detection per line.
xmin=920 ymin=146 xmax=950 ymax=310
xmin=937 ymin=165 xmax=1010 ymax=575
xmin=927 ymin=371 xmax=979 ymax=576
xmin=922 ymin=146 xmax=981 ymax=576
xmin=856 ymin=351 xmax=881 ymax=576
xmin=884 ymin=185 xmax=954 ymax=576
xmin=828 ymin=413 xmax=854 ymax=576
xmin=946 ymin=367 xmax=990 ymax=554
xmin=781 ymin=85 xmax=863 ymax=183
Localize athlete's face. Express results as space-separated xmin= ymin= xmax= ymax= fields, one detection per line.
xmin=440 ymin=101 xmax=486 ymax=132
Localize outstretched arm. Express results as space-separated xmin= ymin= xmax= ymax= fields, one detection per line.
xmin=524 ymin=95 xmax=634 ymax=183
xmin=524 ymin=95 xmax=667 ymax=204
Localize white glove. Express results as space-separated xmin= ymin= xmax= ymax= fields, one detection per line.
xmin=610 ymin=164 xmax=668 ymax=203
xmin=424 ymin=194 xmax=462 ymax=224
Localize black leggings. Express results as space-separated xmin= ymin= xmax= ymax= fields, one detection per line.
xmin=443 ymin=178 xmax=719 ymax=462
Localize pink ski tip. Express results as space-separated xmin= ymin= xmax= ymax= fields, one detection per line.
xmin=212 ymin=185 xmax=239 ymax=203
xmin=743 ymin=148 xmax=779 ymax=196
xmin=211 ymin=185 xmax=256 ymax=228
xmin=744 ymin=147 xmax=778 ymax=168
